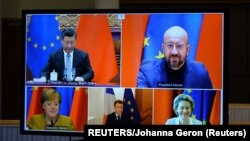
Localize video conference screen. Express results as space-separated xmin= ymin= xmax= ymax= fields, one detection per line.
xmin=22 ymin=10 xmax=226 ymax=136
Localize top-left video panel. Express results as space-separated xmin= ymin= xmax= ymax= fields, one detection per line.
xmin=25 ymin=14 xmax=121 ymax=87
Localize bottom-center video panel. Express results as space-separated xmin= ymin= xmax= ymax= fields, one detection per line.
xmin=88 ymin=88 xmax=153 ymax=125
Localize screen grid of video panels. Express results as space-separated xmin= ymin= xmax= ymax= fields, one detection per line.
xmin=24 ymin=12 xmax=224 ymax=132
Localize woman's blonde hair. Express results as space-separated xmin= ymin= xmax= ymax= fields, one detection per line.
xmin=41 ymin=88 xmax=61 ymax=105
xmin=173 ymin=94 xmax=194 ymax=116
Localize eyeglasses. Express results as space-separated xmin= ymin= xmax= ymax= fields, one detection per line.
xmin=163 ymin=42 xmax=187 ymax=50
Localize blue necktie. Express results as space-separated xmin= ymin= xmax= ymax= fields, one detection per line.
xmin=66 ymin=53 xmax=71 ymax=81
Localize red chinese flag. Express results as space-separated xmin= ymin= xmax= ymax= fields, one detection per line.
xmin=76 ymin=15 xmax=118 ymax=84
xmin=196 ymin=14 xmax=223 ymax=89
xmin=121 ymin=14 xmax=149 ymax=87
xmin=154 ymin=89 xmax=175 ymax=124
xmin=210 ymin=91 xmax=221 ymax=125
xmin=27 ymin=87 xmax=45 ymax=121
xmin=70 ymin=88 xmax=88 ymax=131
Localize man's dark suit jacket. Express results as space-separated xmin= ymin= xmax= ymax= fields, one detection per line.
xmin=137 ymin=58 xmax=213 ymax=89
xmin=41 ymin=48 xmax=94 ymax=81
xmin=106 ymin=112 xmax=131 ymax=125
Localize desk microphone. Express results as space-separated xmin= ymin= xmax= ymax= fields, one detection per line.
xmin=51 ymin=120 xmax=54 ymax=126
xmin=63 ymin=68 xmax=68 ymax=82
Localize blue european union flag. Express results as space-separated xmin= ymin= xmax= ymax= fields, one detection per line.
xmin=26 ymin=15 xmax=61 ymax=78
xmin=184 ymin=89 xmax=216 ymax=125
xmin=123 ymin=88 xmax=141 ymax=124
xmin=57 ymin=87 xmax=75 ymax=116
xmin=143 ymin=13 xmax=203 ymax=61
xmin=106 ymin=88 xmax=115 ymax=95
xmin=202 ymin=90 xmax=216 ymax=125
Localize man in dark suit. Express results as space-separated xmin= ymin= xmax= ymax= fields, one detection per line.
xmin=137 ymin=26 xmax=212 ymax=89
xmin=106 ymin=100 xmax=131 ymax=125
xmin=41 ymin=28 xmax=94 ymax=82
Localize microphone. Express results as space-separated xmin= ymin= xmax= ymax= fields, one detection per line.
xmin=51 ymin=120 xmax=54 ymax=126
xmin=63 ymin=68 xmax=67 ymax=82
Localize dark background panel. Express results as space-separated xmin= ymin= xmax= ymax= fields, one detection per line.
xmin=1 ymin=19 xmax=22 ymax=119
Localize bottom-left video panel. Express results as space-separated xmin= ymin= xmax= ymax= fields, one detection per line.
xmin=24 ymin=86 xmax=87 ymax=132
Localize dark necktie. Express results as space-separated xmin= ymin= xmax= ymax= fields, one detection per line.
xmin=117 ymin=116 xmax=121 ymax=122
